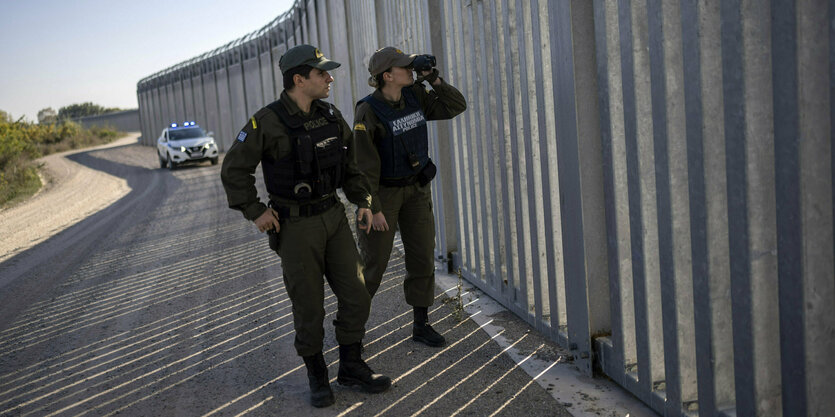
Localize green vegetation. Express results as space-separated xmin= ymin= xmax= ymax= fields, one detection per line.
xmin=443 ymin=268 xmax=468 ymax=322
xmin=0 ymin=111 xmax=122 ymax=207
xmin=57 ymin=102 xmax=123 ymax=120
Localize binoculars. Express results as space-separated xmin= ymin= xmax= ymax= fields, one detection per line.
xmin=411 ymin=54 xmax=436 ymax=72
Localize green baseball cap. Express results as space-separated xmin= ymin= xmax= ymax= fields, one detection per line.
xmin=279 ymin=44 xmax=340 ymax=74
xmin=368 ymin=46 xmax=417 ymax=76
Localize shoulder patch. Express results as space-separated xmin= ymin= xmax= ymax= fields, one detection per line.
xmin=236 ymin=130 xmax=248 ymax=142
xmin=353 ymin=122 xmax=366 ymax=131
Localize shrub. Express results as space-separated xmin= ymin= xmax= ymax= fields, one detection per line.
xmin=0 ymin=115 xmax=122 ymax=207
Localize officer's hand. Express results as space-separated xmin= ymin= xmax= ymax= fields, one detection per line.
xmin=255 ymin=207 xmax=280 ymax=233
xmin=356 ymin=208 xmax=373 ymax=235
xmin=420 ymin=69 xmax=441 ymax=86
xmin=371 ymin=212 xmax=389 ymax=232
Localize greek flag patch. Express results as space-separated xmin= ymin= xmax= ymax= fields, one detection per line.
xmin=236 ymin=131 xmax=247 ymax=142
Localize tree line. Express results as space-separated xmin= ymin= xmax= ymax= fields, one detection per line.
xmin=35 ymin=102 xmax=124 ymax=125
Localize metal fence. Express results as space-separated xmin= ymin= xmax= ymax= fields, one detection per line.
xmin=136 ymin=1 xmax=835 ymax=416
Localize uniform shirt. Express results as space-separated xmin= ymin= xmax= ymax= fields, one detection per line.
xmin=353 ymin=78 xmax=466 ymax=213
xmin=221 ymin=91 xmax=373 ymax=221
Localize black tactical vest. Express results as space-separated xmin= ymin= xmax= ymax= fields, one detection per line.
xmin=360 ymin=88 xmax=428 ymax=179
xmin=262 ymin=100 xmax=345 ymax=201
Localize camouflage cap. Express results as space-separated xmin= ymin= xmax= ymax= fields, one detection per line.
xmin=279 ymin=44 xmax=340 ymax=74
xmin=368 ymin=46 xmax=417 ymax=76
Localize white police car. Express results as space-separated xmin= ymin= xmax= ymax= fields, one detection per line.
xmin=157 ymin=122 xmax=219 ymax=170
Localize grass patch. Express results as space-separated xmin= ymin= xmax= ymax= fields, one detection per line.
xmin=0 ymin=118 xmax=122 ymax=208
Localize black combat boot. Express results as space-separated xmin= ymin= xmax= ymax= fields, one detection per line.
xmin=337 ymin=343 xmax=391 ymax=393
xmin=412 ymin=306 xmax=446 ymax=347
xmin=302 ymin=353 xmax=334 ymax=408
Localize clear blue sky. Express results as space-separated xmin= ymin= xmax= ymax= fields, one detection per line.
xmin=0 ymin=0 xmax=296 ymax=122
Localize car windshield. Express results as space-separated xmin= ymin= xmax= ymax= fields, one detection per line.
xmin=169 ymin=127 xmax=206 ymax=140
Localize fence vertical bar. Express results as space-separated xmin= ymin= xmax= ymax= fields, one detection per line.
xmin=729 ymin=1 xmax=782 ymax=414
xmin=522 ymin=0 xmax=545 ymax=331
xmin=593 ymin=0 xmax=627 ymax=381
xmin=533 ymin=0 xmax=561 ymax=339
xmin=680 ymin=0 xmax=723 ymax=413
xmin=617 ymin=0 xmax=654 ymax=396
xmin=510 ymin=0 xmax=530 ymax=313
xmin=647 ymin=0 xmax=684 ymax=412
xmin=721 ymin=1 xmax=755 ymax=414
xmin=771 ymin=1 xmax=806 ymax=415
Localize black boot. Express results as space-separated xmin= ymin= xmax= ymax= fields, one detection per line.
xmin=302 ymin=353 xmax=334 ymax=408
xmin=413 ymin=306 xmax=446 ymax=347
xmin=337 ymin=343 xmax=391 ymax=393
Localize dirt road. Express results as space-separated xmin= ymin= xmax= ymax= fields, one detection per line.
xmin=0 ymin=134 xmax=138 ymax=265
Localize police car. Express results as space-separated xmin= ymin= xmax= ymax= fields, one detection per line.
xmin=156 ymin=122 xmax=219 ymax=170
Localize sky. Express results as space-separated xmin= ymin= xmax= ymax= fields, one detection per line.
xmin=0 ymin=0 xmax=297 ymax=122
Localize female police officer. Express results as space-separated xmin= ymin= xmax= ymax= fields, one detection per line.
xmin=353 ymin=47 xmax=466 ymax=348
xmin=220 ymin=44 xmax=390 ymax=408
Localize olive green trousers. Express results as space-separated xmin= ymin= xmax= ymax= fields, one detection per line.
xmin=275 ymin=201 xmax=371 ymax=357
xmin=358 ymin=183 xmax=436 ymax=307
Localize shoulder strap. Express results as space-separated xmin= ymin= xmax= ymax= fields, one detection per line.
xmin=360 ymin=94 xmax=396 ymax=122
xmin=266 ymin=100 xmax=303 ymax=129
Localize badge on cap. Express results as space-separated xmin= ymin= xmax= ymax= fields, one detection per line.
xmin=237 ymin=131 xmax=248 ymax=142
xmin=315 ymin=48 xmax=323 ymax=59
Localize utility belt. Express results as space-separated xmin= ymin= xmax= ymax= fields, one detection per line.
xmin=380 ymin=159 xmax=437 ymax=188
xmin=269 ymin=195 xmax=338 ymax=218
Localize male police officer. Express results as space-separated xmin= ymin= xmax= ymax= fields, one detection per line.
xmin=353 ymin=47 xmax=466 ymax=348
xmin=220 ymin=44 xmax=390 ymax=408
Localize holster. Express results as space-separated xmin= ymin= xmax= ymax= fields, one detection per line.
xmin=267 ymin=229 xmax=279 ymax=252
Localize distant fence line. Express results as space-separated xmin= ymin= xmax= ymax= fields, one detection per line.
xmin=72 ymin=109 xmax=140 ymax=132
xmin=136 ymin=1 xmax=834 ymax=416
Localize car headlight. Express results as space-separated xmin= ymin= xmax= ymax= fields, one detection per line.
xmin=179 ymin=146 xmax=187 ymax=152
xmin=203 ymin=142 xmax=214 ymax=150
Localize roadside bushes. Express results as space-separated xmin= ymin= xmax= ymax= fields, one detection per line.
xmin=0 ymin=119 xmax=41 ymax=205
xmin=0 ymin=117 xmax=121 ymax=207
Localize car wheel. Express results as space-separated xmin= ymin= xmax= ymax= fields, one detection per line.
xmin=167 ymin=154 xmax=176 ymax=170
xmin=210 ymin=157 xmax=218 ymax=165
xmin=159 ymin=153 xmax=166 ymax=168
